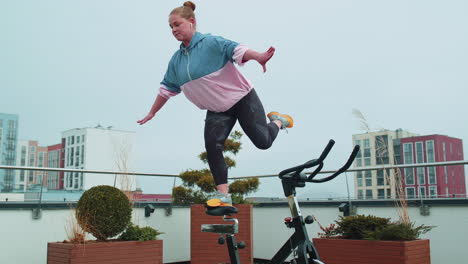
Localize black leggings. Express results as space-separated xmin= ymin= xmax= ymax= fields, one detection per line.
xmin=204 ymin=89 xmax=280 ymax=185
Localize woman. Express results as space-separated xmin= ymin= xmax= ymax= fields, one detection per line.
xmin=138 ymin=1 xmax=293 ymax=206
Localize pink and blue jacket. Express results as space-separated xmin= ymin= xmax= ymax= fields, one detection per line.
xmin=159 ymin=32 xmax=252 ymax=113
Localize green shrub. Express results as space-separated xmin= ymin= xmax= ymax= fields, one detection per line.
xmin=320 ymin=214 xmax=434 ymax=241
xmin=364 ymin=221 xmax=433 ymax=241
xmin=335 ymin=215 xmax=390 ymax=239
xmin=119 ymin=224 xmax=163 ymax=241
xmin=76 ymin=185 xmax=131 ymax=241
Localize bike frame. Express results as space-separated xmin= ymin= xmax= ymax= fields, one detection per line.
xmin=269 ymin=194 xmax=319 ymax=264
xmin=204 ymin=140 xmax=359 ymax=264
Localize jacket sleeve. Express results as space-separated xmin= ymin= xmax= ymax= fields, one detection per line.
xmin=160 ymin=55 xmax=181 ymax=94
xmin=210 ymin=35 xmax=242 ymax=63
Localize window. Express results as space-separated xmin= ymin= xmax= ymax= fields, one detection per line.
xmin=419 ymin=187 xmax=426 ymax=198
xmin=428 ymin=167 xmax=436 ymax=184
xmin=356 ymin=171 xmax=363 ymax=187
xmin=376 ymin=169 xmax=390 ymax=186
xmin=393 ymin=140 xmax=402 ymax=164
xmin=405 ymin=168 xmax=414 ymax=185
xmin=417 ymin=167 xmax=425 ymax=184
xmin=355 ymin=139 xmax=362 ymax=166
xmin=74 ymin=172 xmax=79 ymax=189
xmin=365 ymin=190 xmax=373 ymax=199
xmin=20 ymin=146 xmax=27 ymax=166
xmin=71 ymin=136 xmax=75 ymax=145
xmin=81 ymin=145 xmax=84 ymax=164
xmin=429 ymin=186 xmax=437 ymax=198
xmin=375 ymin=135 xmax=389 ymax=164
xmin=377 ymin=169 xmax=385 ymax=186
xmin=38 ymin=152 xmax=44 ymax=167
xmin=403 ymin=143 xmax=413 ymax=164
xmin=386 ymin=188 xmax=391 ymax=199
xmin=68 ymin=172 xmax=73 ymax=188
xmin=357 ymin=190 xmax=363 ymax=199
xmin=29 ymin=171 xmax=34 ymax=183
xmin=363 ymin=139 xmax=371 ymax=166
xmin=406 ymin=187 xmax=415 ymax=199
xmin=426 ymin=140 xmax=435 ymax=162
xmin=377 ymin=189 xmax=385 ymax=199
xmin=29 ymin=153 xmax=35 ymax=166
xmin=442 ymin=142 xmax=447 ymax=161
xmin=70 ymin=148 xmax=74 ymax=166
xmin=415 ymin=142 xmax=424 ymax=163
xmin=444 ymin=166 xmax=448 ymax=184
xmin=403 ymin=143 xmax=414 ymax=185
xmin=365 ymin=171 xmax=372 ymax=186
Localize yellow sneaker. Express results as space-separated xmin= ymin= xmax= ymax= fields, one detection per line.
xmin=267 ymin=112 xmax=294 ymax=129
xmin=206 ymin=192 xmax=232 ymax=208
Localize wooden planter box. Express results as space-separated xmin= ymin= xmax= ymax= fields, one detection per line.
xmin=313 ymin=238 xmax=430 ymax=264
xmin=191 ymin=204 xmax=253 ymax=264
xmin=47 ymin=240 xmax=163 ymax=264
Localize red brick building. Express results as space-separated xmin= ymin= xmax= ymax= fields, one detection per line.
xmin=400 ymin=135 xmax=466 ymax=198
xmin=47 ymin=143 xmax=63 ymax=189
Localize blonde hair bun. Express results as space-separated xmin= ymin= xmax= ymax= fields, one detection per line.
xmin=183 ymin=1 xmax=196 ymax=11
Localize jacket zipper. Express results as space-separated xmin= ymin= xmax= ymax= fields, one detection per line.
xmin=184 ymin=48 xmax=192 ymax=81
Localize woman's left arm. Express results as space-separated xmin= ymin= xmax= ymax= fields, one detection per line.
xmin=242 ymin=46 xmax=276 ymax=72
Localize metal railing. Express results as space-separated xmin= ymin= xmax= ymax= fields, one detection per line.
xmin=0 ymin=160 xmax=467 ymax=180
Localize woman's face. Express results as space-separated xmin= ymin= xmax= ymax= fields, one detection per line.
xmin=169 ymin=14 xmax=195 ymax=44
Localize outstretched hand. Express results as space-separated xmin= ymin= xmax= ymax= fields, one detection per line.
xmin=137 ymin=113 xmax=155 ymax=125
xmin=258 ymin=46 xmax=275 ymax=72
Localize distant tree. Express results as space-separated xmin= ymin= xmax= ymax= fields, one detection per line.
xmin=172 ymin=131 xmax=259 ymax=205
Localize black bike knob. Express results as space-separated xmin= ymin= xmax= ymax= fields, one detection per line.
xmin=304 ymin=215 xmax=314 ymax=224
xmin=237 ymin=241 xmax=246 ymax=249
xmin=218 ymin=237 xmax=225 ymax=245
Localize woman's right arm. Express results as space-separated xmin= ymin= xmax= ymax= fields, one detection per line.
xmin=137 ymin=95 xmax=169 ymax=125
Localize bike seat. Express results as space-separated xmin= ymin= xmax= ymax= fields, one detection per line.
xmin=205 ymin=205 xmax=238 ymax=216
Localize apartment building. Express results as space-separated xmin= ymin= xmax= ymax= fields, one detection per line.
xmin=61 ymin=126 xmax=136 ymax=191
xmin=0 ymin=113 xmax=19 ymax=192
xmin=400 ymin=135 xmax=466 ymax=198
xmin=352 ymin=129 xmax=418 ymax=199
xmin=14 ymin=140 xmax=49 ymax=191
xmin=47 ymin=143 xmax=63 ymax=190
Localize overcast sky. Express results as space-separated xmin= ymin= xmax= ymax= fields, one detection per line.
xmin=1 ymin=0 xmax=467 ymax=198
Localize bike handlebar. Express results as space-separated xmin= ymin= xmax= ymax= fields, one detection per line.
xmin=279 ymin=140 xmax=335 ymax=177
xmin=309 ymin=144 xmax=360 ymax=183
xmin=278 ymin=140 xmax=360 ymax=184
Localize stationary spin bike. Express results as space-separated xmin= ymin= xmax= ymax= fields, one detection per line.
xmin=203 ymin=139 xmax=360 ymax=264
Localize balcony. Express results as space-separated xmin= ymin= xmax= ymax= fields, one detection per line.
xmin=0 ymin=162 xmax=467 ymax=264
xmin=0 ymin=198 xmax=467 ymax=264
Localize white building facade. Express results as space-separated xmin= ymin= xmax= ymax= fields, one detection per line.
xmin=14 ymin=140 xmax=49 ymax=191
xmin=14 ymin=140 xmax=29 ymax=191
xmin=61 ymin=126 xmax=136 ymax=191
xmin=352 ymin=129 xmax=418 ymax=199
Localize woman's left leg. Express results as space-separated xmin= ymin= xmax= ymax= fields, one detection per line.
xmin=236 ymin=89 xmax=280 ymax=149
